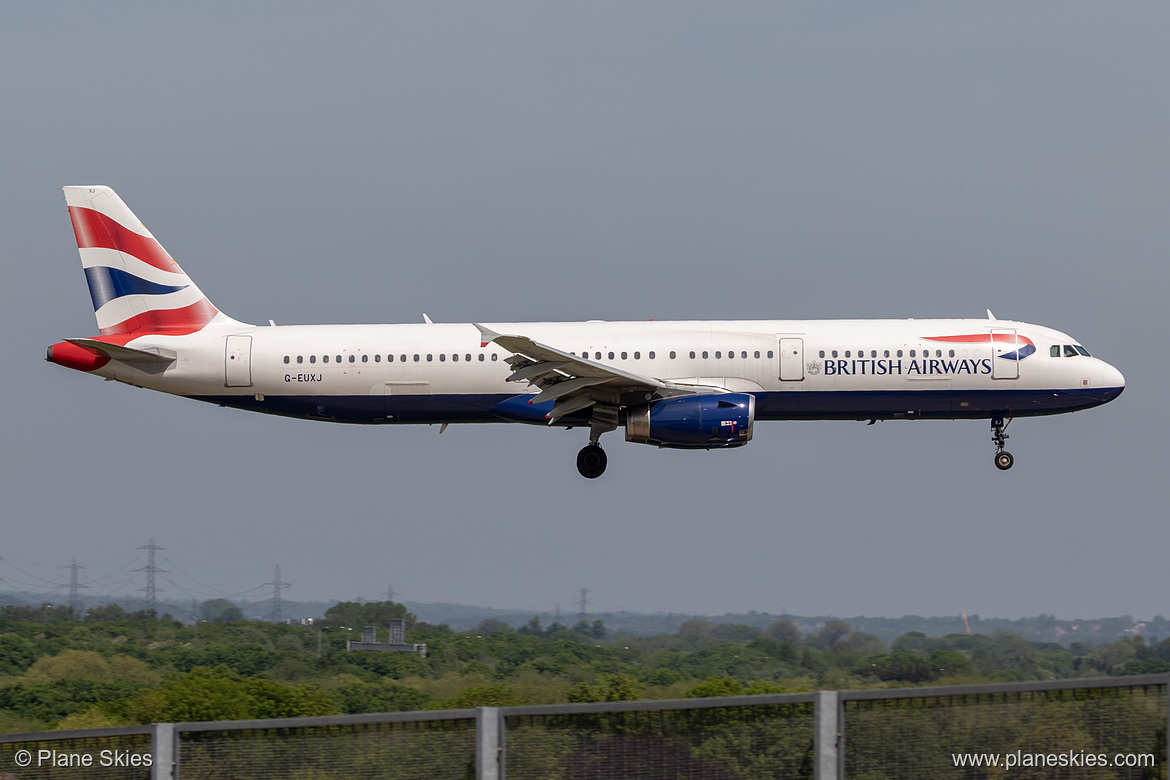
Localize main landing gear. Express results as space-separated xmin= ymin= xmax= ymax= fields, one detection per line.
xmin=991 ymin=416 xmax=1014 ymax=471
xmin=577 ymin=444 xmax=607 ymax=479
xmin=576 ymin=404 xmax=618 ymax=479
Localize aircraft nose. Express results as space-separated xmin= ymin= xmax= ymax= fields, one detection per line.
xmin=1101 ymin=362 xmax=1125 ymax=395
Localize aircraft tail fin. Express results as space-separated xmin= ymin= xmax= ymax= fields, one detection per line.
xmin=62 ymin=186 xmax=239 ymax=338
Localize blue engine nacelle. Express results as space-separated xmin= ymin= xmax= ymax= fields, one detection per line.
xmin=625 ymin=393 xmax=755 ymax=449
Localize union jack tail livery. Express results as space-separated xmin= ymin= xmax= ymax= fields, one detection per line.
xmin=63 ymin=186 xmax=233 ymax=340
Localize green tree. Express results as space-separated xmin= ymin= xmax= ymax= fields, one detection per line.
xmin=319 ymin=601 xmax=414 ymax=630
xmin=199 ymin=599 xmax=244 ymax=623
xmin=765 ymin=620 xmax=801 ymax=643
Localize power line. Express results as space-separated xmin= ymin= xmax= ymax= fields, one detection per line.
xmin=65 ymin=559 xmax=87 ymax=617
xmin=263 ymin=565 xmax=291 ymax=623
xmin=134 ymin=540 xmax=167 ymax=612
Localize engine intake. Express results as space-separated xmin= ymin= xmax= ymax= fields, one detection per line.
xmin=625 ymin=393 xmax=755 ymax=449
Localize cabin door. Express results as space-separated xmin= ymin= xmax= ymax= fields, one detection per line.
xmin=990 ymin=329 xmax=1020 ymax=380
xmin=779 ymin=338 xmax=804 ymax=381
xmin=225 ymin=335 xmax=253 ymax=387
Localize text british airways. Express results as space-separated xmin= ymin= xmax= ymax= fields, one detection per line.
xmin=822 ymin=359 xmax=992 ymax=376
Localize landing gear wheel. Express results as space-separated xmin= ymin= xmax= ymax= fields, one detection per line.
xmin=995 ymin=451 xmax=1014 ymax=471
xmin=576 ymin=445 xmax=607 ymax=479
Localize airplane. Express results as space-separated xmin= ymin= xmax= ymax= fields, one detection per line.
xmin=46 ymin=186 xmax=1125 ymax=479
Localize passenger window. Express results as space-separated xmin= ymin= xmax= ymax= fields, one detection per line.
xmin=375 ymin=354 xmax=381 ymax=362
xmin=323 ymin=355 xmax=330 ymax=363
xmin=832 ymin=350 xmax=838 ymax=358
xmin=349 ymin=355 xmax=356 ymax=363
xmin=669 ymin=351 xmax=676 ymax=359
xmin=819 ymin=350 xmax=825 ymax=358
xmin=621 ymin=351 xmax=627 ymax=360
xmin=283 ymin=356 xmax=290 ymax=364
xmin=896 ymin=350 xmax=903 ymax=358
xmin=755 ymin=351 xmax=761 ymax=359
xmin=948 ymin=350 xmax=954 ymax=358
xmin=767 ymin=350 xmax=774 ymax=359
xmin=427 ymin=354 xmax=433 ymax=362
xmin=845 ymin=351 xmax=851 ymax=358
xmin=310 ymin=355 xmax=317 ymax=364
xmin=452 ymin=354 xmax=458 ymax=362
xmin=715 ymin=351 xmax=722 ymax=359
xmin=336 ymin=355 xmax=342 ymax=363
xmin=608 ymin=351 xmax=614 ymax=360
xmin=702 ymin=351 xmax=709 ymax=359
xmin=478 ymin=354 xmax=485 ymax=362
xmin=910 ymin=350 xmax=916 ymax=357
xmin=297 ymin=356 xmax=303 ymax=364
xmin=400 ymin=355 xmax=406 ymax=362
xmin=439 ymin=354 xmax=446 ymax=362
xmin=413 ymin=354 xmax=420 ymax=362
xmin=634 ymin=351 xmax=640 ymax=359
xmin=465 ymin=353 xmax=471 ymax=362
xmin=1064 ymin=345 xmax=1078 ymax=357
xmin=936 ymin=350 xmax=942 ymax=358
xmin=883 ymin=350 xmax=889 ymax=358
xmin=871 ymin=350 xmax=877 ymax=358
xmin=362 ymin=354 xmax=368 ymax=363
xmin=491 ymin=354 xmax=498 ymax=361
xmin=689 ymin=351 xmax=696 ymax=359
xmin=741 ymin=351 xmax=747 ymax=359
xmin=595 ymin=352 xmax=602 ymax=360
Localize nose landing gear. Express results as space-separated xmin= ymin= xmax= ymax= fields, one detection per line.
xmin=991 ymin=416 xmax=1014 ymax=470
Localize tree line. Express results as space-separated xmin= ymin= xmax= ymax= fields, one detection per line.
xmin=1 ymin=602 xmax=1167 ymax=734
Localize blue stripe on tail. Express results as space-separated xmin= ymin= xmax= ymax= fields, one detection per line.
xmin=83 ymin=266 xmax=189 ymax=311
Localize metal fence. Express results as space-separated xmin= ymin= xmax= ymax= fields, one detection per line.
xmin=1 ymin=673 xmax=1165 ymax=779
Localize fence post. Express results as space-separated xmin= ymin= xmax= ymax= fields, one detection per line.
xmin=814 ymin=690 xmax=840 ymax=780
xmin=151 ymin=722 xmax=176 ymax=780
xmin=477 ymin=707 xmax=502 ymax=780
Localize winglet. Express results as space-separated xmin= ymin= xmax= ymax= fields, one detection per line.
xmin=473 ymin=323 xmax=500 ymax=349
xmin=986 ymin=309 xmax=996 ymax=320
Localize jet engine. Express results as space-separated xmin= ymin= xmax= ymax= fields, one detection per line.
xmin=625 ymin=393 xmax=755 ymax=449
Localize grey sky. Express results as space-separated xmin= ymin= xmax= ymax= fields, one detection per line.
xmin=2 ymin=3 xmax=1166 ymax=621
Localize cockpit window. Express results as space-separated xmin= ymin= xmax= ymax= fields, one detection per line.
xmin=1064 ymin=345 xmax=1078 ymax=357
xmin=1075 ymin=345 xmax=1091 ymax=357
xmin=1050 ymin=345 xmax=1061 ymax=358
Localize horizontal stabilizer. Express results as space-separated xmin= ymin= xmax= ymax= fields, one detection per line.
xmin=66 ymin=338 xmax=176 ymax=365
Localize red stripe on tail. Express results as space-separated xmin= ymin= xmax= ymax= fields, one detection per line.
xmin=99 ymin=299 xmax=219 ymax=340
xmin=68 ymin=206 xmax=183 ymax=274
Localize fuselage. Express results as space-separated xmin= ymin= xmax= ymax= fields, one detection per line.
xmin=70 ymin=317 xmax=1125 ymax=427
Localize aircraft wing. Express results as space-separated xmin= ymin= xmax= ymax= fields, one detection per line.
xmin=474 ymin=324 xmax=694 ymax=424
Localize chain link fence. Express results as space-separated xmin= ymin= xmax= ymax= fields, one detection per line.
xmin=0 ymin=727 xmax=152 ymax=780
xmin=1 ymin=674 xmax=1165 ymax=779
xmin=842 ymin=678 xmax=1167 ymax=780
xmin=504 ymin=695 xmax=816 ymax=779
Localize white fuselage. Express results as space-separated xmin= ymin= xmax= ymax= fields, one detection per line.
xmin=83 ymin=317 xmax=1124 ymax=426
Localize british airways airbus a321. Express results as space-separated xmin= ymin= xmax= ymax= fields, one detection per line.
xmin=47 ymin=187 xmax=1124 ymax=478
